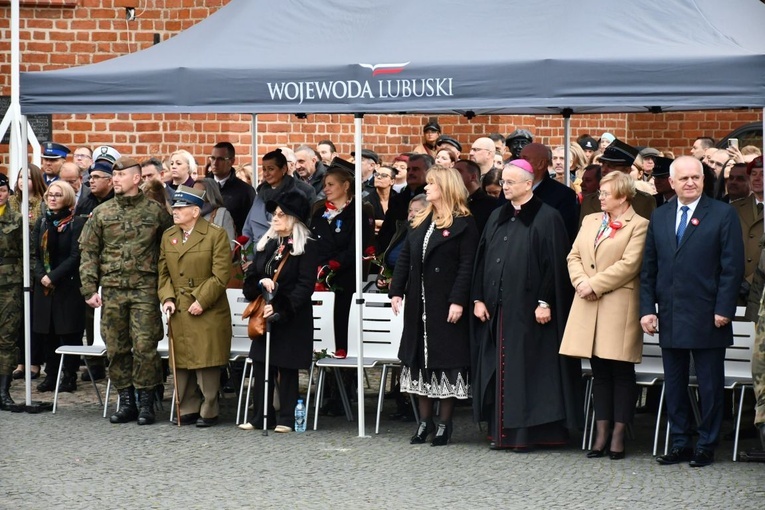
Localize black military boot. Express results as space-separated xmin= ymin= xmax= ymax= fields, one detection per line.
xmin=110 ymin=386 xmax=138 ymax=423
xmin=0 ymin=375 xmax=15 ymax=411
xmin=137 ymin=388 xmax=156 ymax=425
xmin=58 ymin=372 xmax=77 ymax=393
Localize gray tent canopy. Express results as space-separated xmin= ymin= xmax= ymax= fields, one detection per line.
xmin=20 ymin=0 xmax=765 ymax=115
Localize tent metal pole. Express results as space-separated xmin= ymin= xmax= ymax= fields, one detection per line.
xmin=353 ymin=113 xmax=367 ymax=438
xmin=20 ymin=115 xmax=32 ymax=407
xmin=563 ymin=110 xmax=572 ymax=188
xmin=251 ymin=114 xmax=258 ymax=188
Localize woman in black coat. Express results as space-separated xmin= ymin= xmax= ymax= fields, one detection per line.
xmin=238 ymin=191 xmax=317 ymax=433
xmin=389 ymin=165 xmax=478 ymax=446
xmin=310 ymin=160 xmax=374 ymax=358
xmin=32 ymin=181 xmax=87 ymax=393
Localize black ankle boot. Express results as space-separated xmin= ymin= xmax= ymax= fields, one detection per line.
xmin=58 ymin=372 xmax=77 ymax=393
xmin=137 ymin=389 xmax=156 ymax=425
xmin=431 ymin=421 xmax=451 ymax=446
xmin=37 ymin=374 xmax=57 ymax=392
xmin=410 ymin=420 xmax=434 ymax=444
xmin=0 ymin=375 xmax=15 ymax=411
xmin=110 ymin=386 xmax=138 ymax=423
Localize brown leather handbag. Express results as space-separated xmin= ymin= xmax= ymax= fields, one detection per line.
xmin=241 ymin=254 xmax=289 ymax=339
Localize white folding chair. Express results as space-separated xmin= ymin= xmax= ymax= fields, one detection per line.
xmin=313 ymin=293 xmax=404 ymax=433
xmin=53 ymin=290 xmax=107 ymax=415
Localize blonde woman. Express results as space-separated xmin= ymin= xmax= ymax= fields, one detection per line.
xmin=168 ymin=149 xmax=198 ymax=191
xmin=389 ymin=165 xmax=478 ymax=446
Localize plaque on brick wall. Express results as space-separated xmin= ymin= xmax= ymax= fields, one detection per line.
xmin=0 ymin=96 xmax=53 ymax=145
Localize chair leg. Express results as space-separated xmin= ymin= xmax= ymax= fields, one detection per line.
xmin=242 ymin=360 xmax=255 ymax=425
xmin=376 ymin=365 xmax=388 ymax=434
xmin=82 ymin=358 xmax=103 ymax=407
xmin=588 ymin=406 xmax=596 ymax=450
xmin=170 ymin=389 xmax=176 ymax=422
xmin=688 ymin=386 xmax=702 ymax=427
xmin=333 ymin=369 xmax=353 ymax=422
xmin=409 ymin=393 xmax=420 ymax=423
xmin=733 ymin=386 xmax=747 ymax=462
xmin=313 ymin=369 xmax=325 ymax=431
xmin=236 ymin=358 xmax=250 ymax=425
xmin=364 ymin=368 xmax=371 ymax=389
xmin=103 ymin=378 xmax=112 ymax=418
xmin=653 ymin=384 xmax=665 ymax=456
xmin=52 ymin=354 xmax=66 ymax=414
xmin=305 ymin=362 xmax=315 ymax=425
xmin=582 ymin=377 xmax=592 ymax=450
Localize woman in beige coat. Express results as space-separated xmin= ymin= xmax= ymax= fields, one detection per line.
xmin=159 ymin=185 xmax=232 ymax=427
xmin=560 ymin=172 xmax=648 ymax=460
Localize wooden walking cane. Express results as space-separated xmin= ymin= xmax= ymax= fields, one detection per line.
xmin=166 ymin=313 xmax=182 ymax=427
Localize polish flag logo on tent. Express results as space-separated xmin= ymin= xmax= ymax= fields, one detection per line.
xmin=358 ymin=62 xmax=411 ymax=77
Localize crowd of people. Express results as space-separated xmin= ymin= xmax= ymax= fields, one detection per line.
xmin=0 ymin=121 xmax=763 ymax=467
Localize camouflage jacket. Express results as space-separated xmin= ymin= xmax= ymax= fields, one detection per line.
xmin=79 ymin=192 xmax=173 ymax=297
xmin=0 ymin=205 xmax=23 ymax=286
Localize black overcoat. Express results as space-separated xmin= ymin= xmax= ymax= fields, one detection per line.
xmin=389 ymin=214 xmax=478 ymax=370
xmin=31 ymin=214 xmax=87 ymax=335
xmin=243 ymin=237 xmax=318 ymax=370
xmin=470 ymin=197 xmax=581 ymax=430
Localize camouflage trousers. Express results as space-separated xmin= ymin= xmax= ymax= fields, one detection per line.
xmin=0 ymin=285 xmax=21 ymax=375
xmin=101 ymin=287 xmax=163 ymax=391
xmin=754 ymin=315 xmax=765 ymax=426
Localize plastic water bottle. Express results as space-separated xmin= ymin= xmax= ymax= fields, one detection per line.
xmin=294 ymin=399 xmax=306 ymax=433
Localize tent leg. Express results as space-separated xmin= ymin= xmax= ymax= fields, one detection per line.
xmin=563 ymin=110 xmax=572 ymax=188
xmin=353 ymin=113 xmax=367 ymax=439
xmin=251 ymin=114 xmax=258 ymax=187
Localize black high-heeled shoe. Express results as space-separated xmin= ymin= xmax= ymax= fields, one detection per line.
xmin=609 ymin=450 xmax=626 ymax=460
xmin=410 ymin=420 xmax=434 ymax=444
xmin=431 ymin=422 xmax=450 ymax=446
xmin=586 ymin=448 xmax=606 ymax=458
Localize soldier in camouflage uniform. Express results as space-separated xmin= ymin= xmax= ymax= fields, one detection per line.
xmin=745 ymin=227 xmax=765 ymax=451
xmin=79 ymin=157 xmax=172 ymax=425
xmin=0 ymin=173 xmax=22 ymax=410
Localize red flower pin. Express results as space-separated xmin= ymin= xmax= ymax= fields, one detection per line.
xmin=691 ymin=218 xmax=699 ymax=226
xmin=443 ymin=230 xmax=450 ymax=237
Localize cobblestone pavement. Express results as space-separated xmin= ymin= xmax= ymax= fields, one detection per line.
xmin=2 ymin=369 xmax=764 ymax=509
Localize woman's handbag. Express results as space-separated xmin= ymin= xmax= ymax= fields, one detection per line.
xmin=241 ymin=254 xmax=289 ymax=339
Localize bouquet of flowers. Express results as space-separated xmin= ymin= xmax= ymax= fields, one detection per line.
xmin=315 ymin=260 xmax=341 ymax=292
xmin=363 ymin=246 xmax=393 ymax=290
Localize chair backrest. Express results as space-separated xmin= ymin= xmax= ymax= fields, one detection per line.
xmin=727 ymin=306 xmax=755 ymax=380
xmin=312 ymin=291 xmax=336 ymax=355
xmin=227 ymin=288 xmax=252 ymax=358
xmin=636 ymin=332 xmax=664 ymax=377
xmin=346 ymin=293 xmax=404 ymax=360
xmin=92 ymin=291 xmax=106 ymax=349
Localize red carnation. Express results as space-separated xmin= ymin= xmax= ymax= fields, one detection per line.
xmin=364 ymin=246 xmax=376 ymax=257
xmin=235 ymin=235 xmax=250 ymax=246
xmin=328 ymin=260 xmax=341 ymax=271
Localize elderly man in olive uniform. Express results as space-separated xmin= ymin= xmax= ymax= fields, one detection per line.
xmin=0 ymin=174 xmax=22 ymax=410
xmin=79 ymin=157 xmax=173 ymax=425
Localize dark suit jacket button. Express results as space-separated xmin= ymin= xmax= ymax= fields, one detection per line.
xmin=496 ymin=258 xmax=501 ymax=263
xmin=503 ymin=236 xmax=508 ymax=241
xmin=179 ymin=272 xmax=184 ymax=276
xmin=748 ymin=258 xmax=752 ymax=262
xmin=180 ymin=289 xmax=185 ymax=294
xmin=434 ymin=267 xmax=440 ymax=272
xmin=591 ymin=264 xmax=595 ymax=269
xmin=750 ymin=234 xmax=755 ymax=238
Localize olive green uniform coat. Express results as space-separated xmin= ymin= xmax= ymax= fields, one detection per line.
xmin=158 ymin=218 xmax=232 ymax=369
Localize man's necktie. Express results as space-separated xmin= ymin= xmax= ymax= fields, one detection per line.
xmin=182 ymin=230 xmax=190 ymax=244
xmin=676 ymin=205 xmax=689 ymax=244
xmin=757 ymin=202 xmax=763 ymax=215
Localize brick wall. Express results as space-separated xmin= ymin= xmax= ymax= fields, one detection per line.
xmin=1 ymin=0 xmax=761 ymax=173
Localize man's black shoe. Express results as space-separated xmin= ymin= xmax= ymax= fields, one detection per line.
xmin=170 ymin=413 xmax=200 ymax=426
xmin=196 ymin=416 xmax=218 ymax=428
xmin=656 ymin=447 xmax=694 ymax=465
xmin=689 ymin=449 xmax=715 ymax=467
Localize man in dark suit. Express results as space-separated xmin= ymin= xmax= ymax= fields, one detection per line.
xmin=520 ymin=142 xmax=579 ymax=243
xmin=207 ymin=141 xmax=255 ymax=235
xmin=640 ymin=156 xmax=744 ymax=467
